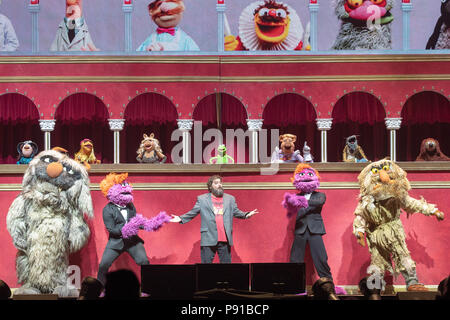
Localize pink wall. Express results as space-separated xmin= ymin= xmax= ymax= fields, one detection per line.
xmin=1 ymin=168 xmax=449 ymax=288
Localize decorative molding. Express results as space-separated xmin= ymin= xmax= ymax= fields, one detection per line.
xmin=177 ymin=119 xmax=194 ymax=131
xmin=316 ymin=118 xmax=333 ymax=131
xmin=246 ymin=119 xmax=263 ymax=131
xmin=108 ymin=119 xmax=125 ymax=131
xmin=38 ymin=119 xmax=56 ymax=132
xmin=385 ymin=117 xmax=402 ymax=130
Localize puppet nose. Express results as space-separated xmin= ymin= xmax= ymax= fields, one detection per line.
xmin=269 ymin=9 xmax=277 ymax=17
xmin=47 ymin=162 xmax=63 ymax=178
xmin=379 ymin=170 xmax=390 ymax=184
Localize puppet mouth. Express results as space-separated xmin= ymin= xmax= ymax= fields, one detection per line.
xmin=254 ymin=16 xmax=290 ymax=44
xmin=121 ymin=192 xmax=131 ymax=195
xmin=159 ymin=14 xmax=177 ymax=21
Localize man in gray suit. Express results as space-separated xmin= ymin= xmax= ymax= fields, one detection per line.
xmin=170 ymin=175 xmax=258 ymax=263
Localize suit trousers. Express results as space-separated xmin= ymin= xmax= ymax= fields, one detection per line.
xmin=201 ymin=242 xmax=231 ymax=263
xmin=290 ymin=228 xmax=333 ymax=280
xmin=97 ymin=242 xmax=149 ymax=285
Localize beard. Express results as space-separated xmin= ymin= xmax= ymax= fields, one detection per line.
xmin=211 ymin=187 xmax=224 ymax=198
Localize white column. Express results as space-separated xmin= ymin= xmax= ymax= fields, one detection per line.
xmin=308 ymin=1 xmax=319 ymax=51
xmin=122 ymin=1 xmax=134 ymax=52
xmin=177 ymin=119 xmax=194 ymax=164
xmin=246 ymin=119 xmax=263 ymax=164
xmin=401 ymin=1 xmax=413 ymax=51
xmin=385 ymin=118 xmax=402 ymax=162
xmin=216 ymin=1 xmax=226 ymax=52
xmin=39 ymin=119 xmax=56 ymax=151
xmin=108 ymin=119 xmax=125 ymax=164
xmin=28 ymin=2 xmax=40 ymax=53
xmin=315 ymin=118 xmax=333 ymax=163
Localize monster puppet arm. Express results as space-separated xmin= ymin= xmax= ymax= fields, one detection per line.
xmin=401 ymin=195 xmax=444 ymax=221
xmin=6 ymin=196 xmax=29 ymax=251
xmin=352 ymin=198 xmax=371 ymax=246
xmin=121 ymin=212 xmax=171 ymax=239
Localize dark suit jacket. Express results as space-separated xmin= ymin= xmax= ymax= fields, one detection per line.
xmin=294 ymin=191 xmax=327 ymax=235
xmin=180 ymin=193 xmax=248 ymax=246
xmin=102 ymin=202 xmax=144 ymax=250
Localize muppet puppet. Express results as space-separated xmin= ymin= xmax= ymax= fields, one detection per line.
xmin=16 ymin=140 xmax=38 ymax=165
xmin=332 ymin=0 xmax=394 ymax=50
xmin=272 ymin=134 xmax=304 ymax=163
xmin=136 ymin=133 xmax=167 ymax=164
xmin=416 ymin=138 xmax=450 ymax=161
xmin=97 ymin=172 xmax=170 ymax=285
xmin=209 ymin=144 xmax=234 ymax=164
xmin=137 ymin=0 xmax=200 ymax=51
xmin=50 ymin=0 xmax=99 ymax=52
xmin=303 ymin=141 xmax=314 ymax=163
xmin=0 ymin=0 xmax=19 ymax=51
xmin=7 ymin=150 xmax=93 ymax=296
xmin=343 ymin=135 xmax=369 ymax=163
xmin=427 ymin=0 xmax=450 ymax=49
xmin=225 ymin=0 xmax=309 ymax=51
xmin=353 ymin=159 xmax=445 ymax=291
xmin=282 ymin=163 xmax=338 ymax=300
xmin=74 ymin=138 xmax=101 ymax=165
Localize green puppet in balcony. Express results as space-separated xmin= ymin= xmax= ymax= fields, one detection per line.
xmin=209 ymin=144 xmax=234 ymax=164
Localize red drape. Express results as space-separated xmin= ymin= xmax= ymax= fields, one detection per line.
xmin=0 ymin=93 xmax=43 ymax=164
xmin=193 ymin=93 xmax=248 ymax=163
xmin=122 ymin=93 xmax=178 ymax=163
xmin=329 ymin=92 xmax=387 ymax=162
xmin=52 ymin=93 xmax=113 ymax=163
xmin=262 ymin=93 xmax=319 ymax=162
xmin=398 ymin=91 xmax=450 ymax=161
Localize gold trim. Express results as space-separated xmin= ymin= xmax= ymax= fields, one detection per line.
xmin=1 ymin=181 xmax=449 ymax=192
xmin=0 ymin=74 xmax=448 ymax=83
xmin=0 ymin=55 xmax=449 ymax=65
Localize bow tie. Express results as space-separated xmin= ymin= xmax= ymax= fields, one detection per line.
xmin=156 ymin=27 xmax=176 ymax=36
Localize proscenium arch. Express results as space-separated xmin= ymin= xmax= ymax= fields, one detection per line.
xmin=0 ymin=92 xmax=43 ymax=163
xmin=329 ymin=91 xmax=388 ymax=162
xmin=398 ymin=90 xmax=450 ymax=161
xmin=53 ymin=92 xmax=112 ymax=163
xmin=122 ymin=92 xmax=178 ymax=163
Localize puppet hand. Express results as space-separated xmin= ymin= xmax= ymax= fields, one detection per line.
xmin=147 ymin=43 xmax=164 ymax=51
xmin=283 ymin=193 xmax=308 ymax=210
xmin=224 ymin=35 xmax=239 ymax=51
xmin=246 ymin=209 xmax=259 ymax=219
xmin=81 ymin=43 xmax=100 ymax=52
xmin=434 ymin=210 xmax=444 ymax=221
xmin=169 ymin=214 xmax=181 ymax=223
xmin=356 ymin=232 xmax=366 ymax=247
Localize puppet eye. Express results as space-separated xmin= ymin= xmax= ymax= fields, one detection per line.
xmin=258 ymin=8 xmax=269 ymax=17
xmin=276 ymin=9 xmax=287 ymax=18
xmin=298 ymin=172 xmax=305 ymax=177
xmin=371 ymin=168 xmax=379 ymax=174
xmin=370 ymin=0 xmax=385 ymax=5
xmin=382 ymin=165 xmax=390 ymax=171
xmin=347 ymin=0 xmax=363 ymax=8
xmin=308 ymin=172 xmax=314 ymax=177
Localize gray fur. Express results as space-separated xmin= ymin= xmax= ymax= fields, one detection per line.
xmin=332 ymin=0 xmax=393 ymax=50
xmin=436 ymin=24 xmax=450 ymax=49
xmin=6 ymin=150 xmax=93 ymax=296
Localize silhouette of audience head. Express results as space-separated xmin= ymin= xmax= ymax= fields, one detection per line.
xmin=104 ymin=269 xmax=140 ymax=300
xmin=78 ymin=276 xmax=104 ymax=300
xmin=358 ymin=276 xmax=382 ymax=300
xmin=0 ymin=280 xmax=11 ymax=300
xmin=436 ymin=275 xmax=450 ymax=300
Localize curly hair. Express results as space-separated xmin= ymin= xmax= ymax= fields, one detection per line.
xmin=99 ymin=173 xmax=128 ymax=197
xmin=207 ymin=175 xmax=223 ymax=192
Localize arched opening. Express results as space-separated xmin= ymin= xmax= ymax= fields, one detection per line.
xmin=0 ymin=93 xmax=42 ymax=164
xmin=329 ymin=92 xmax=387 ymax=162
xmin=53 ymin=93 xmax=113 ymax=163
xmin=193 ymin=93 xmax=248 ymax=164
xmin=398 ymin=91 xmax=450 ymax=161
xmin=262 ymin=93 xmax=319 ymax=162
xmin=122 ymin=93 xmax=178 ymax=163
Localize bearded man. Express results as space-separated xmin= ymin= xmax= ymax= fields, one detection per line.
xmin=170 ymin=175 xmax=258 ymax=263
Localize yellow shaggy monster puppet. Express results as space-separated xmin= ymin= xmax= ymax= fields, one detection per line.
xmin=353 ymin=159 xmax=444 ymax=292
xmin=74 ymin=138 xmax=101 ymax=165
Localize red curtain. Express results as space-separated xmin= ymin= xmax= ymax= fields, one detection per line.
xmin=0 ymin=93 xmax=43 ymax=164
xmin=122 ymin=93 xmax=178 ymax=163
xmin=193 ymin=93 xmax=248 ymax=163
xmin=398 ymin=91 xmax=450 ymax=161
xmin=53 ymin=93 xmax=113 ymax=163
xmin=262 ymin=93 xmax=319 ymax=162
xmin=328 ymin=92 xmax=387 ymax=162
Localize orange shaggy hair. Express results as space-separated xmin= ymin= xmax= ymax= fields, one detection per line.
xmin=291 ymin=163 xmax=320 ymax=183
xmin=99 ymin=173 xmax=129 ymax=197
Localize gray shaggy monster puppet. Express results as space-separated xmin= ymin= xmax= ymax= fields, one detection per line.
xmin=426 ymin=0 xmax=450 ymax=49
xmin=6 ymin=150 xmax=93 ymax=297
xmin=332 ymin=0 xmax=394 ymax=50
